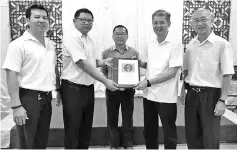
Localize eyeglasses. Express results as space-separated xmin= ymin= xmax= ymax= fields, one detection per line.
xmin=75 ymin=18 xmax=94 ymax=24
xmin=113 ymin=33 xmax=127 ymax=36
xmin=192 ymin=17 xmax=210 ymax=24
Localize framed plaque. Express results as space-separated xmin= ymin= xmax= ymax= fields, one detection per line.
xmin=109 ymin=58 xmax=140 ymax=88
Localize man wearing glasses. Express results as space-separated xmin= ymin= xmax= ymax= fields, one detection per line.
xmin=102 ymin=25 xmax=139 ymax=149
xmin=60 ymin=8 xmax=118 ymax=149
xmin=181 ymin=8 xmax=234 ymax=149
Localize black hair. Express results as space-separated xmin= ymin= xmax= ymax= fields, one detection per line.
xmin=74 ymin=8 xmax=94 ymax=20
xmin=113 ymin=25 xmax=128 ymax=34
xmin=152 ymin=9 xmax=171 ymax=23
xmin=25 ymin=4 xmax=49 ymax=19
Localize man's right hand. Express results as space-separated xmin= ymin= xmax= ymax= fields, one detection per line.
xmin=179 ymin=90 xmax=186 ymax=105
xmin=105 ymin=79 xmax=119 ymax=91
xmin=13 ymin=106 xmax=28 ymax=126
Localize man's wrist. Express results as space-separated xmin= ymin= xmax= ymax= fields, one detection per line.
xmin=218 ymin=98 xmax=226 ymax=104
xmin=147 ymin=79 xmax=151 ymax=87
xmin=55 ymin=88 xmax=61 ymax=92
xmin=11 ymin=104 xmax=23 ymax=109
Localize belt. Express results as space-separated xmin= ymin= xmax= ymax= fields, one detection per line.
xmin=62 ymin=79 xmax=93 ymax=88
xmin=20 ymin=88 xmax=52 ymax=95
xmin=189 ymin=86 xmax=207 ymax=93
xmin=38 ymin=91 xmax=52 ymax=95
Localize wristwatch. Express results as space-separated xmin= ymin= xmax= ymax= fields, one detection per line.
xmin=147 ymin=80 xmax=151 ymax=87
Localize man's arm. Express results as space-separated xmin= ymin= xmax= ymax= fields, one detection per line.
xmin=76 ymin=60 xmax=118 ymax=91
xmin=6 ymin=69 xmax=28 ymax=125
xmin=149 ymin=66 xmax=181 ymax=85
xmin=100 ymin=51 xmax=108 ymax=76
xmin=135 ymin=66 xmax=181 ymax=90
xmin=55 ymin=64 xmax=60 ymax=89
xmin=139 ymin=60 xmax=147 ymax=69
xmin=96 ymin=59 xmax=104 ymax=67
xmin=6 ymin=70 xmax=21 ymax=107
xmin=220 ymin=74 xmax=232 ymax=100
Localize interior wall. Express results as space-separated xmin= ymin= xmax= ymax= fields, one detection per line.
xmin=230 ymin=0 xmax=237 ymax=65
xmin=62 ymin=0 xmax=184 ymax=58
xmin=0 ymin=0 xmax=11 ymax=112
xmin=1 ymin=0 xmax=237 ymax=111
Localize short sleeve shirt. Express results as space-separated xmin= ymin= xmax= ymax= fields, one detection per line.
xmin=2 ymin=31 xmax=56 ymax=91
xmin=184 ymin=32 xmax=234 ymax=88
xmin=143 ymin=33 xmax=183 ymax=103
xmin=61 ymin=26 xmax=97 ymax=85
xmin=101 ymin=45 xmax=139 ymax=79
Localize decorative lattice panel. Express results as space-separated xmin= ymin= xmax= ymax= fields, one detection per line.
xmin=9 ymin=0 xmax=63 ymax=74
xmin=182 ymin=0 xmax=231 ymax=47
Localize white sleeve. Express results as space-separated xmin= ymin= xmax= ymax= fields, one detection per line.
xmin=2 ymin=40 xmax=23 ymax=73
xmin=63 ymin=35 xmax=86 ymax=63
xmin=169 ymin=43 xmax=183 ymax=68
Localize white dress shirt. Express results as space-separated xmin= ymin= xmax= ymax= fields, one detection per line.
xmin=184 ymin=32 xmax=234 ymax=88
xmin=2 ymin=31 xmax=56 ymax=91
xmin=142 ymin=33 xmax=183 ymax=103
xmin=61 ymin=26 xmax=97 ymax=85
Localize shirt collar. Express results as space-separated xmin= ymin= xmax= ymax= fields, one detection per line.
xmin=22 ymin=30 xmax=41 ymax=41
xmin=73 ymin=25 xmax=90 ymax=39
xmin=22 ymin=30 xmax=50 ymax=44
xmin=193 ymin=32 xmax=215 ymax=44
xmin=152 ymin=31 xmax=172 ymax=45
xmin=112 ymin=45 xmax=129 ymax=51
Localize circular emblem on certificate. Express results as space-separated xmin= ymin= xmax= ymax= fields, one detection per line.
xmin=123 ymin=64 xmax=134 ymax=72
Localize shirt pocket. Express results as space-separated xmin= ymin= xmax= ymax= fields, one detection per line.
xmin=199 ymin=50 xmax=219 ymax=73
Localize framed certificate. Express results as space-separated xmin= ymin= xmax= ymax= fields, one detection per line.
xmin=109 ymin=58 xmax=140 ymax=88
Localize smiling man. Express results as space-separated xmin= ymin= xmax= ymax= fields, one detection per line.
xmin=181 ymin=8 xmax=234 ymax=149
xmin=101 ymin=25 xmax=139 ymax=149
xmin=60 ymin=8 xmax=119 ymax=149
xmin=135 ymin=9 xmax=183 ymax=149
xmin=2 ymin=4 xmax=61 ymax=149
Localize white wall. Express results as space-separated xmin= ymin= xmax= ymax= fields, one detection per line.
xmin=0 ymin=0 xmax=236 ymax=106
xmin=62 ymin=0 xmax=184 ymax=57
xmin=0 ymin=0 xmax=11 ymax=112
xmin=230 ymin=0 xmax=237 ymax=65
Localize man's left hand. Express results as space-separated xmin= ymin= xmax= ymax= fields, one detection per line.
xmin=103 ymin=57 xmax=114 ymax=67
xmin=134 ymin=80 xmax=147 ymax=90
xmin=56 ymin=91 xmax=62 ymax=106
xmin=214 ymin=101 xmax=226 ymax=116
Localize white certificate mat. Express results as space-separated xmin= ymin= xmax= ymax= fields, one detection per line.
xmin=118 ymin=59 xmax=139 ymax=86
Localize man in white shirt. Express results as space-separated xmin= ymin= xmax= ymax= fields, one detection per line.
xmin=61 ymin=8 xmax=118 ymax=149
xmin=181 ymin=8 xmax=234 ymax=149
xmin=135 ymin=9 xmax=183 ymax=149
xmin=2 ymin=4 xmax=61 ymax=149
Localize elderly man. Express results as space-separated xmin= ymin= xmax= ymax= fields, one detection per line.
xmin=181 ymin=8 xmax=234 ymax=149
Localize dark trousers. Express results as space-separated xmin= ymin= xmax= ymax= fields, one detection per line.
xmin=106 ymin=89 xmax=135 ymax=148
xmin=61 ymin=79 xmax=95 ymax=149
xmin=17 ymin=88 xmax=52 ymax=149
xmin=143 ymin=98 xmax=177 ymax=149
xmin=185 ymin=86 xmax=221 ymax=149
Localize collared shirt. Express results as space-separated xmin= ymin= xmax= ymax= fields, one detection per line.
xmin=183 ymin=32 xmax=234 ymax=88
xmin=101 ymin=45 xmax=139 ymax=79
xmin=61 ymin=25 xmax=97 ymax=85
xmin=2 ymin=30 xmax=56 ymax=91
xmin=142 ymin=33 xmax=183 ymax=103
